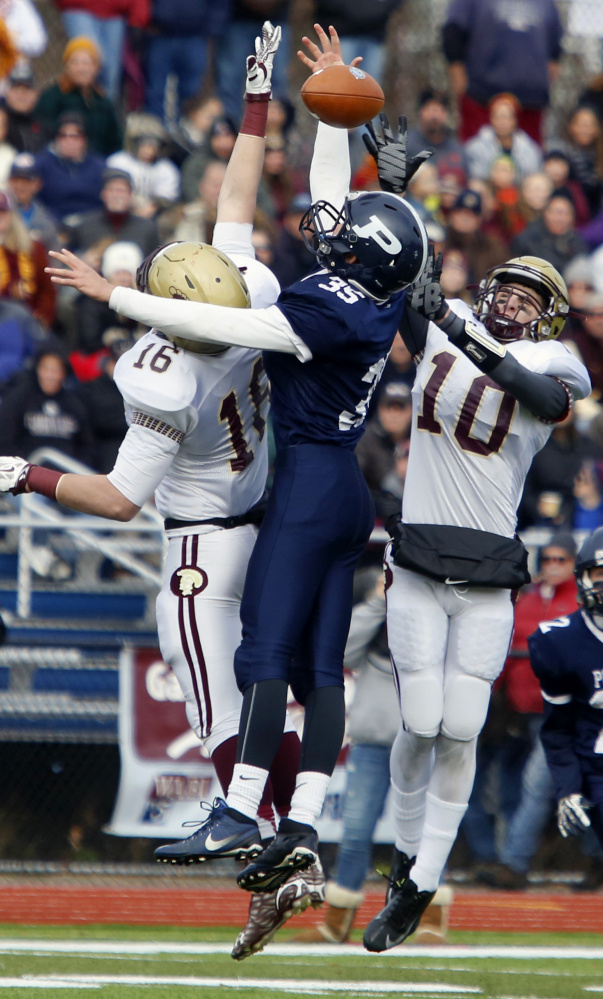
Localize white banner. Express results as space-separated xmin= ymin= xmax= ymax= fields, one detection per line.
xmin=105 ymin=647 xmax=394 ymax=843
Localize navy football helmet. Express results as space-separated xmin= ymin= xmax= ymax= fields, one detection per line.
xmin=300 ymin=191 xmax=429 ymax=302
xmin=575 ymin=527 xmax=603 ymax=616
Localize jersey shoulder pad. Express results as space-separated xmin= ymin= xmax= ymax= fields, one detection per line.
xmin=114 ymin=332 xmax=197 ymax=414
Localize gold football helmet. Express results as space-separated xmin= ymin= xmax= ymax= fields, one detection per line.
xmin=475 ymin=256 xmax=570 ymax=343
xmin=140 ymin=241 xmax=250 ymax=353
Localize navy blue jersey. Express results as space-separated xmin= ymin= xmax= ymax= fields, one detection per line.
xmin=267 ymin=269 xmax=406 ymax=451
xmin=529 ymin=609 xmax=603 ymax=799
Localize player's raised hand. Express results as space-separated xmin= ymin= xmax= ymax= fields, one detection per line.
xmin=557 ymin=794 xmax=592 ymax=837
xmin=246 ymin=20 xmax=281 ymax=99
xmin=0 ymin=457 xmax=31 ymax=495
xmin=363 ymin=114 xmax=433 ymax=195
xmin=408 ymin=245 xmax=446 ymax=322
xmin=297 ymin=23 xmax=362 ymax=75
xmin=45 ymin=249 xmax=114 ymax=302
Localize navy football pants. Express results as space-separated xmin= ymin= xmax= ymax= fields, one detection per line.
xmin=234 ymin=442 xmax=375 ymax=702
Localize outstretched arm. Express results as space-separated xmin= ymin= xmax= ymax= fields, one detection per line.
xmin=299 ymin=24 xmax=358 ymax=210
xmin=0 ymin=457 xmax=140 ymax=519
xmin=217 ymin=20 xmax=281 ymax=226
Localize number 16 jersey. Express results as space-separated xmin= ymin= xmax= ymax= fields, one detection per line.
xmin=402 ymin=299 xmax=591 ymax=539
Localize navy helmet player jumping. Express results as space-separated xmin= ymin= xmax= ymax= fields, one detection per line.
xmin=529 ymin=527 xmax=603 ymax=848
xmin=44 ymin=36 xmax=431 ymax=898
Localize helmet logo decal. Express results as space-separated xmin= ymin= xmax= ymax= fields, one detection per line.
xmin=171 ymin=566 xmax=208 ymax=597
xmin=352 ymin=215 xmax=402 ymax=255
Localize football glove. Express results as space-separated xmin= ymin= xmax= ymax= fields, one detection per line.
xmin=407 ymin=245 xmax=447 ymax=321
xmin=246 ymin=20 xmax=282 ymax=100
xmin=363 ymin=113 xmax=433 ymax=195
xmin=0 ymin=457 xmax=31 ymax=495
xmin=557 ymin=794 xmax=592 ymax=837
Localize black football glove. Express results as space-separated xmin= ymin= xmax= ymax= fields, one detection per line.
xmin=363 ymin=113 xmax=433 ymax=195
xmin=407 ymin=245 xmax=447 ymax=321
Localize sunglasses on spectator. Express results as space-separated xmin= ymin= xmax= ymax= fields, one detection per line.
xmin=58 ymin=130 xmax=84 ymax=138
xmin=541 ymin=555 xmax=572 ymax=563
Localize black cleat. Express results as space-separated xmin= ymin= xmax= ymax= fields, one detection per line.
xmin=154 ymin=797 xmax=262 ymax=864
xmin=386 ymin=848 xmax=415 ymax=904
xmin=237 ymin=821 xmax=318 ymax=893
xmin=363 ymin=878 xmax=436 ymax=952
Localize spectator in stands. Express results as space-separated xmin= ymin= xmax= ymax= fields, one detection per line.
xmin=68 ymin=167 xmax=159 ymax=257
xmin=439 ymin=247 xmax=472 ymax=302
xmin=34 ymin=36 xmax=122 ymax=157
xmin=372 ymin=333 xmax=415 ymax=412
xmin=167 ymin=159 xmax=226 ymax=246
xmin=549 ymin=105 xmax=603 ymax=219
xmin=215 ymin=0 xmax=291 ymax=124
xmin=465 ymin=93 xmax=543 ymax=183
xmin=517 ymin=171 xmax=554 ymax=229
xmin=562 ymin=289 xmax=603 ymax=402
xmin=0 ymin=342 xmax=93 ymax=464
xmin=444 ymin=187 xmax=507 ymax=284
xmin=144 ymin=0 xmax=230 ymax=125
xmin=2 ymin=61 xmax=47 ymax=155
xmin=54 ymin=0 xmax=150 ymax=104
xmin=8 ymin=153 xmax=60 ymax=252
xmin=542 ymin=149 xmax=591 ymax=227
xmin=180 ymin=115 xmax=237 ymax=204
xmin=475 ymin=533 xmax=579 ymax=889
xmin=260 ymin=133 xmax=299 ymax=225
xmin=70 ymin=240 xmax=143 ymax=379
xmin=406 ymin=88 xmax=467 ymax=184
xmin=34 ymin=112 xmax=105 ymax=226
xmin=0 ymin=190 xmax=55 ymax=328
xmin=78 ymin=331 xmax=131 ymax=473
xmin=0 ymin=105 xmax=16 ymax=185
xmin=0 ymin=0 xmax=47 ymax=67
xmin=518 ymin=408 xmax=603 ymax=531
xmin=488 ymin=156 xmax=525 ymax=244
xmin=442 ymin=0 xmax=563 ymax=144
xmin=355 ymin=382 xmax=412 ymax=521
xmin=169 ymin=94 xmax=224 ymax=163
xmin=510 ymin=192 xmax=589 ymax=275
xmin=270 ymin=192 xmax=316 ymax=288
xmin=106 ymin=118 xmax=180 ymax=219
xmin=0 ymin=298 xmax=47 ymax=394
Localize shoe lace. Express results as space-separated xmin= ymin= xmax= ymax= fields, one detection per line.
xmin=181 ymin=796 xmax=226 ymax=830
xmin=377 ymin=866 xmax=405 ymax=895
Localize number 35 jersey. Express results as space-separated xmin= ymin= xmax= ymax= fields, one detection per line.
xmin=402 ymin=299 xmax=591 ymax=539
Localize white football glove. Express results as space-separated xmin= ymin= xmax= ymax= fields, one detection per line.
xmin=557 ymin=794 xmax=592 ymax=837
xmin=0 ymin=456 xmax=30 ymax=494
xmin=246 ymin=20 xmax=282 ymax=99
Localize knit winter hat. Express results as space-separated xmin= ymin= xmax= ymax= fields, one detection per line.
xmin=63 ymin=36 xmax=102 ymax=66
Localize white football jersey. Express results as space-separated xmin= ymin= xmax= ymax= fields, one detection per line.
xmin=402 ymin=299 xmax=592 ymax=538
xmin=108 ymin=227 xmax=279 ymax=523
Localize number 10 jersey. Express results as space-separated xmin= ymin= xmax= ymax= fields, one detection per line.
xmin=402 ymin=299 xmax=591 ymax=539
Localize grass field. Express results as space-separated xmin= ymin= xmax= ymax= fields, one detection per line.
xmin=1 ymin=925 xmax=603 ymax=999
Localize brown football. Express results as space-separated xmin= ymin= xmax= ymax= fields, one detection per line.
xmin=301 ymin=64 xmax=385 ymax=129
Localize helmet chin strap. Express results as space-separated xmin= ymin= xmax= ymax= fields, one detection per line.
xmin=591 ymin=612 xmax=603 ymax=631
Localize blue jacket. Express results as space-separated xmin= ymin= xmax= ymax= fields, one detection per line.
xmin=34 ymin=147 xmax=105 ymax=223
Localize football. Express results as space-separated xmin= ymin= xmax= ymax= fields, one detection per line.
xmin=301 ymin=64 xmax=385 ymax=129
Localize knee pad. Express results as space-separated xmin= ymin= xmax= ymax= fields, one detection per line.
xmin=442 ymin=673 xmax=492 ymax=742
xmin=398 ymin=668 xmax=444 ymax=739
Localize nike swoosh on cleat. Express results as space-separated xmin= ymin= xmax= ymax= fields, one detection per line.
xmin=238 ymin=775 xmax=256 ymax=780
xmin=445 ymin=577 xmax=469 ymax=585
xmin=204 ymin=833 xmax=241 ymax=851
xmin=385 ymin=933 xmax=402 ymax=949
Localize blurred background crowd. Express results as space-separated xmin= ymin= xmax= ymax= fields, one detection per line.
xmin=1 ymin=0 xmax=603 ymax=887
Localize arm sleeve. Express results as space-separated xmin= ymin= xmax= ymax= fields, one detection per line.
xmin=309 ymin=121 xmax=351 ymax=213
xmin=400 ymin=303 xmax=429 ymax=357
xmin=109 ymin=287 xmax=312 ymax=360
xmin=440 ymin=309 xmax=572 ymax=421
xmin=540 ymin=700 xmax=584 ymax=800
xmin=107 ymin=421 xmax=179 ymax=507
